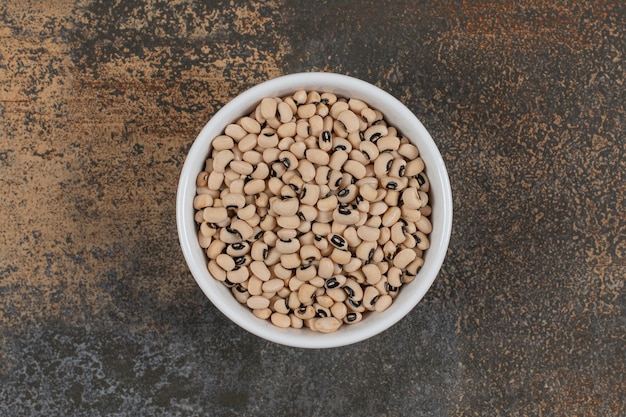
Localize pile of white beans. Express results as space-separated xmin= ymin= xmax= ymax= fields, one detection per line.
xmin=194 ymin=90 xmax=431 ymax=333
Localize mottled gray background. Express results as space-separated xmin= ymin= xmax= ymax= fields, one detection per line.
xmin=1 ymin=0 xmax=624 ymax=416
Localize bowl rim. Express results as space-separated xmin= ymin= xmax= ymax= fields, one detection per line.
xmin=177 ymin=72 xmax=452 ymax=348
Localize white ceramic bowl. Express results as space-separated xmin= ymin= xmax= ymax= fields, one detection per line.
xmin=177 ymin=72 xmax=452 ymax=348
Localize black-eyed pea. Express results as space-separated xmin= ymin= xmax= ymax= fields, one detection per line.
xmin=299 ymin=184 xmax=320 ymax=206
xmin=277 ymin=102 xmax=294 ymax=123
xmin=193 ymin=194 xmax=214 ymax=211
xmin=297 ymin=159 xmax=316 ymax=182
xmin=332 ymin=204 xmax=360 ymax=225
xmin=275 ymin=238 xmax=300 ymax=255
xmin=315 ymin=317 xmax=342 ymax=333
xmin=342 ymin=227 xmax=361 ymax=248
xmin=262 ymin=278 xmax=285 ymax=294
xmin=343 ymin=257 xmax=362 ymax=274
xmin=363 ymin=286 xmax=380 ymax=310
xmin=313 ymin=233 xmax=330 ymax=251
xmin=398 ymin=143 xmax=420 ymax=160
xmin=390 ymin=222 xmax=406 ymax=245
xmin=402 ymin=187 xmax=421 ymax=210
xmin=317 ymin=195 xmax=338 ymax=212
xmin=202 ymin=206 xmax=228 ymax=224
xmin=415 ymin=231 xmax=430 ymax=250
xmin=327 ymin=233 xmax=348 ymax=251
xmin=212 ymin=135 xmax=235 ymax=151
xmin=247 ymin=276 xmax=263 ymax=296
xmin=264 ymin=247 xmax=282 ymax=266
xmin=355 ymin=240 xmax=377 ymax=262
xmin=253 ymin=308 xmax=272 ymax=320
xmin=297 ymin=103 xmax=317 ymax=118
xmin=382 ymin=241 xmax=396 ymax=261
xmin=330 ymin=248 xmax=351 ymax=265
xmin=356 ymin=225 xmax=380 ymax=242
xmin=297 ymin=205 xmax=318 ymax=223
xmin=420 ymin=205 xmax=432 ymax=217
xmin=195 ymin=209 xmax=206 ymax=224
xmin=276 ymin=227 xmax=297 ymax=240
xmin=296 ymin=263 xmax=317 ymax=281
xmin=374 ymin=294 xmax=393 ymax=312
xmin=272 ymin=263 xmax=292 ymax=281
xmin=373 ymin=152 xmax=394 ymax=177
xmin=317 ymin=257 xmax=335 ymax=279
xmin=236 ymin=205 xmax=256 ymax=222
xmin=310 ymin=277 xmax=326 ymax=288
xmin=300 ymin=245 xmax=321 ymax=264
xmin=226 ymin=266 xmax=249 ymax=284
xmin=287 ymin=291 xmax=300 ymax=310
xmin=249 ymin=260 xmax=270 ymax=281
xmin=299 ymin=232 xmax=315 ymax=246
xmin=242 ymin=179 xmax=264 ymax=196
xmin=200 ymin=222 xmax=217 ymax=239
xmin=280 ymin=184 xmax=298 ymax=198
xmin=270 ymin=312 xmax=291 ymax=328
xmin=346 ymin=297 xmax=365 ymax=312
xmin=196 ymin=171 xmax=210 ymax=188
xmin=324 ymin=274 xmax=347 ymax=290
xmin=276 ymin=121 xmax=296 ymax=139
xmin=224 ymin=124 xmax=247 ymax=141
xmin=328 ymin=149 xmax=348 ymax=171
xmin=313 ymin=303 xmax=331 ymax=319
xmin=416 ymin=214 xmax=432 ymax=234
xmin=316 ymin=295 xmax=334 ymax=309
xmin=257 ymin=128 xmax=279 ymax=149
xmin=374 ymin=276 xmax=389 ymax=295
xmin=290 ymin=314 xmax=304 ymax=329
xmin=275 ymin=215 xmax=299 ymax=229
xmin=393 ymin=248 xmax=417 ymax=269
xmin=416 ymin=172 xmax=430 ymax=192
xmin=314 ymin=166 xmax=331 ymax=185
xmin=340 ymin=159 xmax=365 ymax=180
xmin=389 ymin=158 xmax=407 ymax=178
xmin=198 ymin=233 xmax=212 ymax=248
xmin=294 ymin=304 xmax=316 ymax=320
xmin=215 ymin=254 xmax=236 ymax=271
xmin=260 ymin=97 xmax=278 ymax=120
xmin=368 ymin=201 xmax=388 ymax=217
xmin=381 ymin=176 xmax=407 ymax=191
xmin=318 ymin=130 xmax=332 ymax=152
xmin=403 ymin=234 xmax=417 ymax=249
xmin=250 ymin=241 xmax=269 ymax=262
xmin=208 ymin=260 xmax=227 ymax=282
xmin=401 ymin=206 xmax=422 ymax=222
xmin=278 ymin=150 xmax=298 ymax=171
xmin=328 ymin=100 xmax=349 ymax=119
xmin=346 ymin=98 xmax=367 ymax=114
xmin=362 ymin=263 xmax=382 ymax=285
xmin=343 ymin=278 xmax=363 ymax=301
xmin=238 ymin=116 xmax=261 ymax=134
xmin=297 ymin=283 xmax=317 ymax=305
xmin=232 ymin=284 xmax=250 ymax=304
xmin=288 ymin=276 xmax=305 ymax=292
xmin=207 ymin=171 xmax=225 ymax=191
xmin=280 ymin=253 xmax=301 ymax=270
xmin=330 ymin=302 xmax=348 ymax=320
xmin=327 ymin=170 xmax=343 ymax=191
xmin=230 ymin=219 xmax=254 ymax=241
xmin=372 ymin=247 xmax=385 ymax=263
xmin=343 ymin=311 xmax=362 ymax=324
xmin=282 ymin=96 xmax=298 ymax=114
xmin=296 ymin=120 xmax=310 ymax=137
xmin=377 ymin=135 xmax=400 ymax=152
xmin=319 ymin=92 xmax=336 ymax=106
xmin=364 ymin=124 xmax=388 ymax=143
xmin=292 ymin=89 xmax=307 ymax=104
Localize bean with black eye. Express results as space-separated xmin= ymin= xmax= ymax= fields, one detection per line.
xmin=343 ymin=312 xmax=363 ymax=324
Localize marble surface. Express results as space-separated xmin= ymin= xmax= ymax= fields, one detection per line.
xmin=1 ymin=0 xmax=624 ymax=415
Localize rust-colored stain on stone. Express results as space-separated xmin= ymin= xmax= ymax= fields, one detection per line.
xmin=0 ymin=0 xmax=624 ymax=415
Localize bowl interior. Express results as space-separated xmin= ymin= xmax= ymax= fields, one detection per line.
xmin=177 ymin=72 xmax=452 ymax=348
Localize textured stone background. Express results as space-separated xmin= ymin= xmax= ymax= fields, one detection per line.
xmin=1 ymin=0 xmax=624 ymax=415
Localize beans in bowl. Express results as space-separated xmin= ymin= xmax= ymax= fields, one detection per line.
xmin=193 ymin=90 xmax=432 ymax=333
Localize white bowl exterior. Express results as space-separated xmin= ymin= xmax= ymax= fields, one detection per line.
xmin=177 ymin=73 xmax=452 ymax=348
